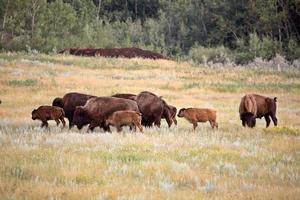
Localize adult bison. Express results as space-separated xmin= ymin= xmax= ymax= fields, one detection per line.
xmin=136 ymin=91 xmax=173 ymax=127
xmin=52 ymin=92 xmax=95 ymax=129
xmin=239 ymin=94 xmax=278 ymax=128
xmin=72 ymin=97 xmax=139 ymax=132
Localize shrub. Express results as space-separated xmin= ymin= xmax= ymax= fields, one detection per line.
xmin=188 ymin=45 xmax=231 ymax=65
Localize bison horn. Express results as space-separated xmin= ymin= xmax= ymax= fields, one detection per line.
xmin=274 ymin=97 xmax=277 ymax=102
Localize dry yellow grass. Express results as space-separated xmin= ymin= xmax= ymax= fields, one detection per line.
xmin=0 ymin=52 xmax=299 ymax=199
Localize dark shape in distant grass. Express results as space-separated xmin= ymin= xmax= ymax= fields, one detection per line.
xmin=8 ymin=79 xmax=37 ymax=87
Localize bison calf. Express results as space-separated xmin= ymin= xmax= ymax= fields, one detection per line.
xmin=177 ymin=108 xmax=218 ymax=130
xmin=32 ymin=106 xmax=66 ymax=128
xmin=106 ymin=111 xmax=143 ymax=133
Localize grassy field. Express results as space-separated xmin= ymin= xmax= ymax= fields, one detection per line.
xmin=0 ymin=52 xmax=299 ymax=199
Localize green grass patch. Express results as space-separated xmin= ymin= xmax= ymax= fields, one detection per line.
xmin=263 ymin=126 xmax=300 ymax=136
xmin=8 ymin=79 xmax=37 ymax=87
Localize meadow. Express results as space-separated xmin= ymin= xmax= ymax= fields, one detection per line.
xmin=0 ymin=52 xmax=299 ymax=199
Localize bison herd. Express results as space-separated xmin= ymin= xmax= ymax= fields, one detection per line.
xmin=31 ymin=91 xmax=278 ymax=132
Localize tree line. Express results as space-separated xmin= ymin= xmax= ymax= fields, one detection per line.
xmin=0 ymin=0 xmax=299 ymax=63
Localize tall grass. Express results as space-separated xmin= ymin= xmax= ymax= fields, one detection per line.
xmin=0 ymin=53 xmax=299 ymax=199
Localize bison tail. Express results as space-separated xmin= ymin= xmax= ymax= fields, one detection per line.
xmin=274 ymin=97 xmax=277 ymax=102
xmin=52 ymin=97 xmax=64 ymax=108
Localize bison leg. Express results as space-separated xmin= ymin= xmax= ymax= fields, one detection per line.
xmin=209 ymin=121 xmax=214 ymax=129
xmin=88 ymin=122 xmax=98 ymax=133
xmin=214 ymin=122 xmax=218 ymax=129
xmin=135 ymin=122 xmax=143 ymax=133
xmin=173 ymin=118 xmax=177 ymax=125
xmin=116 ymin=126 xmax=122 ymax=132
xmin=192 ymin=122 xmax=198 ymax=130
xmin=264 ymin=115 xmax=271 ymax=128
xmin=101 ymin=124 xmax=111 ymax=133
xmin=154 ymin=118 xmax=161 ymax=128
xmin=130 ymin=124 xmax=137 ymax=132
xmin=60 ymin=117 xmax=66 ymax=127
xmin=55 ymin=119 xmax=60 ymax=126
xmin=242 ymin=119 xmax=246 ymax=127
xmin=67 ymin=117 xmax=73 ymax=129
xmin=270 ymin=114 xmax=278 ymax=126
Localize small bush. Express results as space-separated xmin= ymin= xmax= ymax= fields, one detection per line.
xmin=188 ymin=45 xmax=231 ymax=65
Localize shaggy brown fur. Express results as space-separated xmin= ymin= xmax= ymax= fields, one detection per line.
xmin=52 ymin=92 xmax=95 ymax=129
xmin=111 ymin=93 xmax=137 ymax=101
xmin=239 ymin=94 xmax=277 ymax=128
xmin=73 ymin=97 xmax=139 ymax=132
xmin=136 ymin=91 xmax=173 ymax=128
xmin=106 ymin=111 xmax=143 ymax=133
xmin=177 ymin=108 xmax=218 ymax=130
xmin=32 ymin=106 xmax=66 ymax=128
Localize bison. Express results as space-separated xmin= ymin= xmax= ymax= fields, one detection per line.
xmin=52 ymin=92 xmax=95 ymax=129
xmin=177 ymin=108 xmax=218 ymax=130
xmin=72 ymin=97 xmax=139 ymax=132
xmin=136 ymin=91 xmax=173 ymax=127
xmin=239 ymin=94 xmax=277 ymax=128
xmin=31 ymin=106 xmax=66 ymax=128
xmin=112 ymin=92 xmax=175 ymax=127
xmin=106 ymin=111 xmax=143 ymax=133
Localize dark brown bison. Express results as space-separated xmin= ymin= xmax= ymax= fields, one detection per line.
xmin=162 ymin=101 xmax=177 ymax=127
xmin=52 ymin=92 xmax=95 ymax=129
xmin=72 ymin=97 xmax=139 ymax=132
xmin=239 ymin=94 xmax=278 ymax=128
xmin=136 ymin=91 xmax=173 ymax=127
xmin=111 ymin=93 xmax=137 ymax=101
xmin=177 ymin=108 xmax=218 ymax=130
xmin=31 ymin=106 xmax=66 ymax=128
xmin=106 ymin=111 xmax=143 ymax=133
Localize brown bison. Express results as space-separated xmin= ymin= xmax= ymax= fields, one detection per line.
xmin=106 ymin=111 xmax=143 ymax=133
xmin=177 ymin=108 xmax=218 ymax=130
xmin=112 ymin=92 xmax=174 ymax=127
xmin=32 ymin=106 xmax=66 ymax=128
xmin=239 ymin=94 xmax=277 ymax=128
xmin=136 ymin=91 xmax=173 ymax=127
xmin=111 ymin=93 xmax=137 ymax=101
xmin=52 ymin=92 xmax=95 ymax=129
xmin=72 ymin=97 xmax=139 ymax=132
xmin=162 ymin=101 xmax=177 ymax=127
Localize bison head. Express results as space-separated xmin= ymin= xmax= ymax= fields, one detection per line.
xmin=73 ymin=106 xmax=90 ymax=129
xmin=177 ymin=108 xmax=186 ymax=118
xmin=242 ymin=113 xmax=256 ymax=128
xmin=52 ymin=97 xmax=63 ymax=108
xmin=31 ymin=109 xmax=38 ymax=120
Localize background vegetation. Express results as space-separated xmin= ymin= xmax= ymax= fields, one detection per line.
xmin=0 ymin=0 xmax=299 ymax=63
